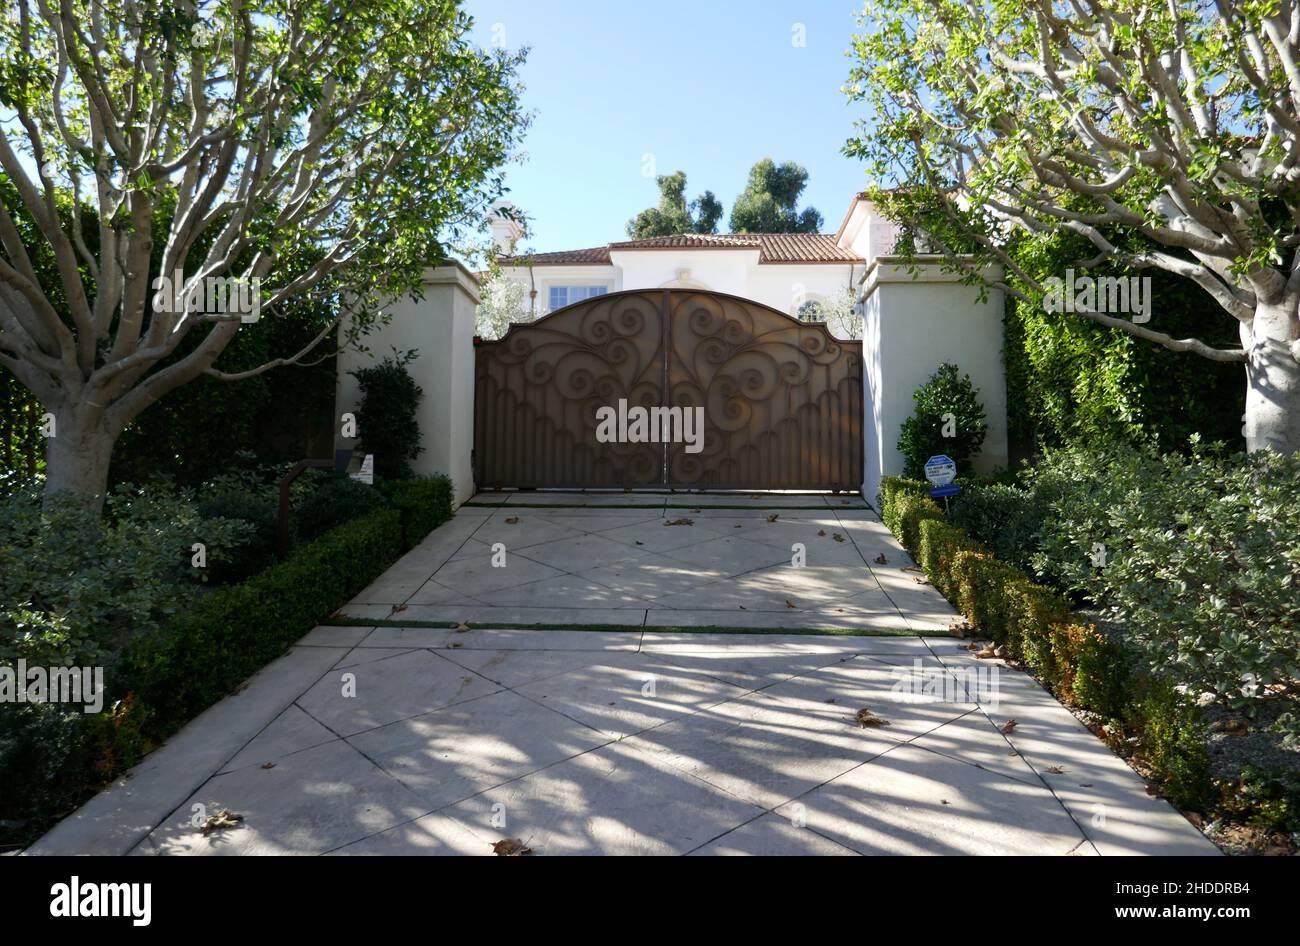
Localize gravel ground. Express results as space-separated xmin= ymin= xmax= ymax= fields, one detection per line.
xmin=1077 ymin=608 xmax=1299 ymax=782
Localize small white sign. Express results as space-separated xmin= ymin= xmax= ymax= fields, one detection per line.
xmin=350 ymin=453 xmax=375 ymax=485
xmin=923 ymin=454 xmax=956 ymax=485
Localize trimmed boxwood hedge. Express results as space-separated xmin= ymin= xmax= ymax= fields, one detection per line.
xmin=123 ymin=475 xmax=454 ymax=740
xmin=123 ymin=507 xmax=404 ymax=735
xmin=878 ymin=475 xmax=1211 ymax=809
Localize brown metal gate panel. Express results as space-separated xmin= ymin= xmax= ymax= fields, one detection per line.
xmin=474 ymin=289 xmax=862 ymax=491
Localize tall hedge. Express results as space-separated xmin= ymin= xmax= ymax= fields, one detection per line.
xmin=1004 ymin=226 xmax=1244 ymax=454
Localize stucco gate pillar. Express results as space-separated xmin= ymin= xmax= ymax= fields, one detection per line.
xmin=858 ymin=258 xmax=1008 ymax=506
xmin=335 ymin=264 xmax=479 ymax=507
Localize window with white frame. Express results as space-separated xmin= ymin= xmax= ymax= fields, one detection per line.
xmin=548 ymin=285 xmax=608 ymax=310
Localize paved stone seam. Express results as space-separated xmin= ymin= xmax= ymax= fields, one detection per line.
xmin=315 ymin=638 xmax=1086 ymax=856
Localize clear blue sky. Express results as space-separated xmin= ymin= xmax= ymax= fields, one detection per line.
xmin=465 ymin=0 xmax=873 ymax=253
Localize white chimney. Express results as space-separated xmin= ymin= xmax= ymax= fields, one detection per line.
xmin=488 ymin=200 xmax=523 ymax=254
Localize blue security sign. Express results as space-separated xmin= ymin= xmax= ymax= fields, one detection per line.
xmin=929 ymin=483 xmax=962 ymax=498
xmin=923 ymin=454 xmax=957 ymax=485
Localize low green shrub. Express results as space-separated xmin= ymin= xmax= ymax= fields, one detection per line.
xmin=1068 ymin=626 xmax=1132 ymax=718
xmin=350 ymin=350 xmax=424 ymax=480
xmin=949 ymin=480 xmax=1058 ymax=573
xmin=196 ymin=490 xmax=278 ymax=583
xmin=896 ymin=362 xmax=988 ymax=480
xmin=949 ymin=551 xmax=1020 ymax=641
xmin=123 ymin=507 xmax=404 ymax=736
xmin=1002 ymin=579 xmax=1073 ymax=687
xmin=1235 ymin=764 xmax=1300 ymax=834
xmin=1128 ymin=677 xmax=1214 ymax=810
xmin=385 ymin=474 xmax=454 ymax=548
xmin=1030 ymin=443 xmax=1300 ymax=722
xmin=893 ymin=493 xmax=945 ymax=554
xmin=915 ymin=519 xmax=984 ymax=600
xmin=294 ymin=474 xmax=388 ymax=544
xmin=0 ymin=484 xmax=248 ymax=665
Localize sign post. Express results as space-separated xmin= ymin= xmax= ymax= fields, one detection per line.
xmin=923 ymin=454 xmax=961 ymax=512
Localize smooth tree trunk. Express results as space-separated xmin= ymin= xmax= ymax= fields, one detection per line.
xmin=1242 ymin=299 xmax=1300 ymax=455
xmin=41 ymin=404 xmax=118 ymax=512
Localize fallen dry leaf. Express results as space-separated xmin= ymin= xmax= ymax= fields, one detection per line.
xmin=832 ymin=533 xmax=845 ymax=542
xmin=1045 ymin=765 xmax=1066 ymax=775
xmin=911 ymin=576 xmax=930 ymax=585
xmin=874 ymin=553 xmax=888 ymax=565
xmin=855 ymin=707 xmax=891 ymax=728
xmin=451 ymin=622 xmax=471 ymax=632
xmin=817 ymin=529 xmax=827 ymax=536
xmin=492 ymin=838 xmax=533 ymax=856
xmin=902 ymin=565 xmax=924 ymax=573
xmin=260 ymin=762 xmax=275 ymax=770
xmin=766 ymin=513 xmax=780 ymax=523
xmin=1000 ymin=719 xmax=1018 ymax=734
xmin=664 ymin=517 xmax=694 ymax=526
xmin=199 ymin=810 xmax=244 ymax=835
xmin=391 ymin=604 xmax=408 ymax=613
xmin=975 ymin=643 xmax=1008 ymax=659
xmin=504 ymin=516 xmax=520 ymax=524
xmin=785 ymin=599 xmax=798 ymax=609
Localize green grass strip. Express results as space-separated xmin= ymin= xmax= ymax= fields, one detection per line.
xmin=322 ymin=616 xmax=940 ymax=637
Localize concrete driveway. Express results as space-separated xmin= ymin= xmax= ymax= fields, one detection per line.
xmin=30 ymin=494 xmax=1217 ymax=856
xmin=340 ymin=492 xmax=957 ymax=631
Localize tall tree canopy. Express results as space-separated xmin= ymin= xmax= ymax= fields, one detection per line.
xmin=845 ymin=0 xmax=1300 ymax=454
xmin=728 ymin=158 xmax=822 ymax=233
xmin=0 ymin=0 xmax=528 ymax=505
xmin=625 ymin=171 xmax=722 ymax=238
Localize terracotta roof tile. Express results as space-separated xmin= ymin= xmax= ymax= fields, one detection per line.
xmin=497 ymin=232 xmax=862 ymax=267
xmin=498 ymin=245 xmax=611 ymax=266
xmin=609 ymin=233 xmax=762 ymax=250
xmin=754 ymin=233 xmax=861 ymax=263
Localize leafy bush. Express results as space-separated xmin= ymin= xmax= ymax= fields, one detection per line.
xmin=877 ymin=475 xmax=931 ymax=528
xmin=0 ymin=484 xmax=248 ymax=665
xmin=1128 ymin=677 xmax=1214 ymax=810
xmin=2 ymin=472 xmax=453 ymax=850
xmin=950 ymin=480 xmax=1059 ymax=573
xmin=351 ymin=350 xmax=424 ymax=480
xmin=916 ymin=519 xmax=984 ymax=600
xmin=1030 ymin=443 xmax=1300 ymax=716
xmin=124 ymin=507 xmax=404 ymax=736
xmin=1235 ymin=764 xmax=1300 ymax=834
xmin=385 ymin=474 xmax=455 ymax=548
xmin=294 ymin=474 xmax=388 ymax=544
xmin=196 ymin=490 xmax=278 ymax=583
xmin=897 ymin=362 xmax=987 ymax=480
xmin=876 ymin=465 xmax=1251 ymax=826
xmin=1002 ymin=220 xmax=1244 ymax=454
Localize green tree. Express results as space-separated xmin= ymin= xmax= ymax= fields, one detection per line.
xmin=728 ymin=159 xmax=822 ymax=233
xmin=350 ymin=350 xmax=423 ymax=480
xmin=845 ymin=0 xmax=1300 ymax=454
xmin=626 ymin=171 xmax=722 ymax=238
xmin=897 ymin=362 xmax=987 ymax=480
xmin=0 ymin=0 xmax=528 ymax=508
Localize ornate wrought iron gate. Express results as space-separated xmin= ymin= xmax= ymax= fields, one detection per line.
xmin=473 ymin=289 xmax=862 ymax=490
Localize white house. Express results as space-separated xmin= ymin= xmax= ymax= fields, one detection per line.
xmin=336 ymin=192 xmax=1008 ymax=507
xmin=486 ymin=196 xmax=901 ymax=335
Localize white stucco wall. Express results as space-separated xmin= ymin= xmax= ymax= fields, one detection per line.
xmin=860 ymin=259 xmax=1008 ymax=505
xmin=335 ymin=264 xmax=478 ymax=506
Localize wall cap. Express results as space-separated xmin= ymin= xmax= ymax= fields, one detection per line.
xmin=860 ymin=256 xmax=1003 ymax=302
